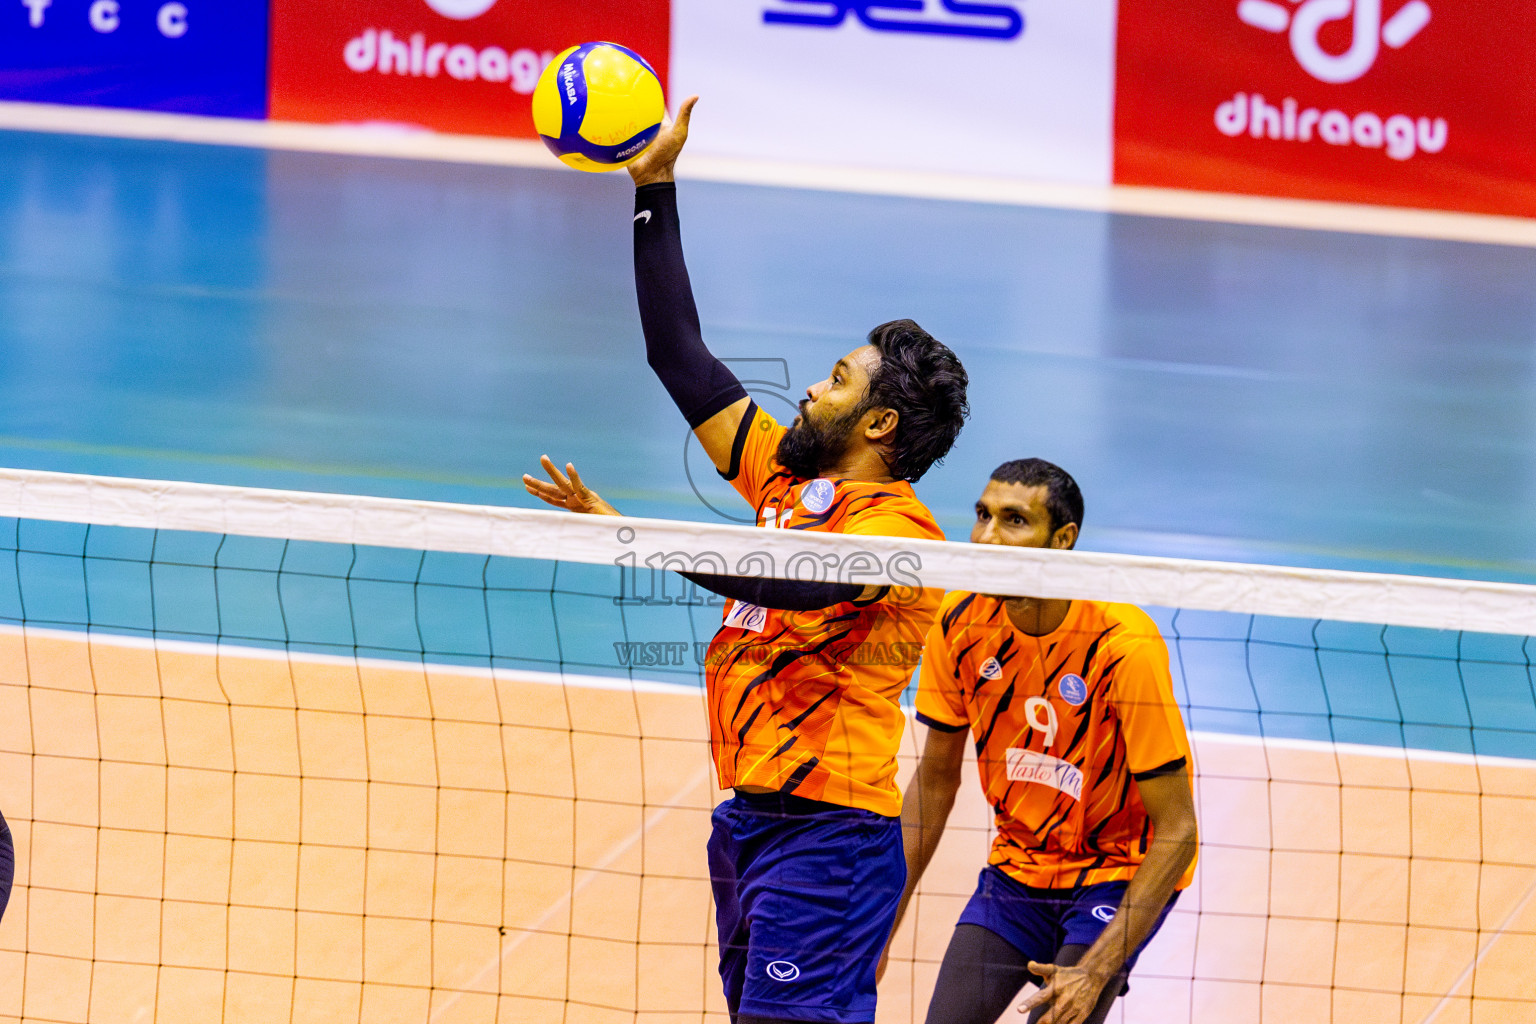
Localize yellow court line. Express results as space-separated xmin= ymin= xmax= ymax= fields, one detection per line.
xmin=0 ymin=101 xmax=1532 ymax=248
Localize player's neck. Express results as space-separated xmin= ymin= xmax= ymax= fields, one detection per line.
xmin=817 ymin=447 xmax=896 ymax=484
xmin=1003 ymin=596 xmax=1073 ymax=637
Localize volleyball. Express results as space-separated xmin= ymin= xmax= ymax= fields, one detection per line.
xmin=532 ymin=42 xmax=665 ymax=172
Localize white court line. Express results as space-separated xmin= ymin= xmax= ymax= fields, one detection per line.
xmin=1188 ymin=729 xmax=1536 ymax=771
xmin=12 ymin=623 xmax=1533 ymax=769
xmin=427 ymin=762 xmax=715 ymax=1021
xmin=1416 ymin=869 xmax=1536 ymax=1024
xmin=0 ymin=100 xmax=1533 ymax=248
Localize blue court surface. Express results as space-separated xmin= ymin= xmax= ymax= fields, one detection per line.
xmin=1 ymin=128 xmax=1535 ymax=758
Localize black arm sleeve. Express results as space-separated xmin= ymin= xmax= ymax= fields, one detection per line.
xmin=679 ymin=571 xmax=882 ymax=612
xmin=634 ymin=182 xmax=748 ymax=429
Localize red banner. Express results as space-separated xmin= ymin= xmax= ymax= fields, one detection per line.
xmin=270 ymin=0 xmax=670 ymax=139
xmin=1114 ymin=0 xmax=1536 ymax=217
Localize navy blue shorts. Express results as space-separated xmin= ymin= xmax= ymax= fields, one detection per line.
xmin=957 ymin=866 xmax=1178 ymax=975
xmin=708 ymin=791 xmax=904 ymax=1024
xmin=0 ymin=808 xmax=12 ymax=924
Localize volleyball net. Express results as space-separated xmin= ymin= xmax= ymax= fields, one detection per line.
xmin=0 ymin=469 xmax=1531 ymax=1024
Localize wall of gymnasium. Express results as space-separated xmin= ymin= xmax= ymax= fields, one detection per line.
xmin=2 ymin=0 xmax=1532 ymax=219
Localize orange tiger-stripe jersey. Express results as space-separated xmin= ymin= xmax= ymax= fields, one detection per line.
xmin=916 ymin=592 xmax=1196 ymax=889
xmin=706 ymin=402 xmax=944 ymax=817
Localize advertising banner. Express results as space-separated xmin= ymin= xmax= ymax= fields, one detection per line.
xmin=0 ymin=0 xmax=268 ymax=118
xmin=269 ymin=0 xmax=671 ymax=140
xmin=1114 ymin=0 xmax=1536 ymax=217
xmin=671 ymin=0 xmax=1119 ymax=184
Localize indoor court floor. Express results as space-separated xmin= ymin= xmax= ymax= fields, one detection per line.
xmin=0 ymin=126 xmax=1534 ymax=1023
xmin=2 ymin=129 xmax=1536 ymax=578
xmin=0 ymin=633 xmax=1531 ymax=1023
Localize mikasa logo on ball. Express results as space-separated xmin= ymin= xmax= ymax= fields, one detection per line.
xmin=423 ymin=0 xmax=497 ymax=19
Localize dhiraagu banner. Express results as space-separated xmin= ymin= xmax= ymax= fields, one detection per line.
xmin=268 ymin=0 xmax=671 ymax=140
xmin=1114 ymin=0 xmax=1536 ymax=217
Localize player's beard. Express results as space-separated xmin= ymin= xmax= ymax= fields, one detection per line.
xmin=776 ymin=399 xmax=868 ymax=479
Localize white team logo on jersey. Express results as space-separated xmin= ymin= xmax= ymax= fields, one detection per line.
xmin=1092 ymin=905 xmax=1117 ymax=923
xmin=424 ymin=0 xmax=497 ymax=19
xmin=766 ymin=960 xmax=801 ymax=982
xmin=1058 ymin=674 xmax=1088 ymax=707
xmin=979 ymin=656 xmax=1003 ymax=681
xmin=801 ymin=478 xmax=835 ymax=514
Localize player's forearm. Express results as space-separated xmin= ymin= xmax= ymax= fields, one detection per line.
xmin=891 ymin=762 xmax=960 ymax=934
xmin=1075 ymin=820 xmax=1196 ymax=984
xmin=633 ymin=183 xmax=747 ymax=428
xmin=678 ymin=571 xmax=875 ymax=611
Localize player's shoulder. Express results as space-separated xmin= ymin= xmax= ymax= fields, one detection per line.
xmin=1085 ymin=602 xmax=1169 ymax=654
xmin=935 ymin=590 xmax=993 ymax=638
xmin=838 ymin=480 xmax=942 ymax=539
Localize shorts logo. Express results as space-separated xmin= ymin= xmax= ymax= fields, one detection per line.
xmin=979 ymin=657 xmax=1003 ymax=681
xmin=801 ymin=478 xmax=835 ymax=514
xmin=423 ymin=0 xmax=498 ymax=19
xmin=1092 ymin=905 xmax=1117 ymax=923
xmin=765 ymin=960 xmax=801 ymax=982
xmin=1058 ymin=674 xmax=1088 ymax=706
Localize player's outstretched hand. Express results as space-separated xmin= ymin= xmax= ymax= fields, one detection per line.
xmin=523 ymin=456 xmax=622 ymax=516
xmin=1016 ymin=961 xmax=1107 ymax=1024
xmin=628 ymin=96 xmax=699 ymax=188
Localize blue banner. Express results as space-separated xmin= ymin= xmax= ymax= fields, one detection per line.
xmin=0 ymin=0 xmax=268 ymax=118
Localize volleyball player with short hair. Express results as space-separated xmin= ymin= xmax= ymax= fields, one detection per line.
xmin=523 ymin=99 xmax=971 ymax=1024
xmin=888 ymin=459 xmax=1198 ymax=1024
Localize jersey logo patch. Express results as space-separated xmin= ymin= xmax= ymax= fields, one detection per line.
xmin=801 ymin=478 xmax=835 ymax=514
xmin=766 ymin=960 xmax=801 ymax=982
xmin=723 ymin=600 xmax=769 ymax=633
xmin=1092 ymin=905 xmax=1117 ymax=923
xmin=1058 ymin=674 xmax=1088 ymax=706
xmin=979 ymin=656 xmax=1003 ymax=680
xmin=1005 ymin=748 xmax=1084 ymax=801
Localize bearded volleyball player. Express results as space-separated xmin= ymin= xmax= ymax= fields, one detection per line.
xmin=523 ymin=98 xmax=970 ymax=1024
xmin=886 ymin=459 xmax=1198 ymax=1024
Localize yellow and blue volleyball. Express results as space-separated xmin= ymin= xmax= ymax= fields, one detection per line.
xmin=532 ymin=43 xmax=665 ymax=173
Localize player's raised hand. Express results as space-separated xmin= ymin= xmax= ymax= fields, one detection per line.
xmin=627 ymin=96 xmax=698 ymax=187
xmin=523 ymin=456 xmax=621 ymax=516
xmin=1017 ymin=961 xmax=1107 ymax=1024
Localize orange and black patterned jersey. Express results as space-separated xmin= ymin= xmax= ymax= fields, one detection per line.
xmin=917 ymin=593 xmax=1196 ymax=889
xmin=705 ymin=402 xmax=944 ymax=817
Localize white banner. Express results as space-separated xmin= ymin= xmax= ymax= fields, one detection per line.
xmin=670 ymin=0 xmax=1118 ymax=184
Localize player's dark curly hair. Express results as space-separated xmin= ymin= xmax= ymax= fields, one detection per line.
xmin=863 ymin=319 xmax=970 ymax=482
xmin=990 ymin=458 xmax=1084 ymax=534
